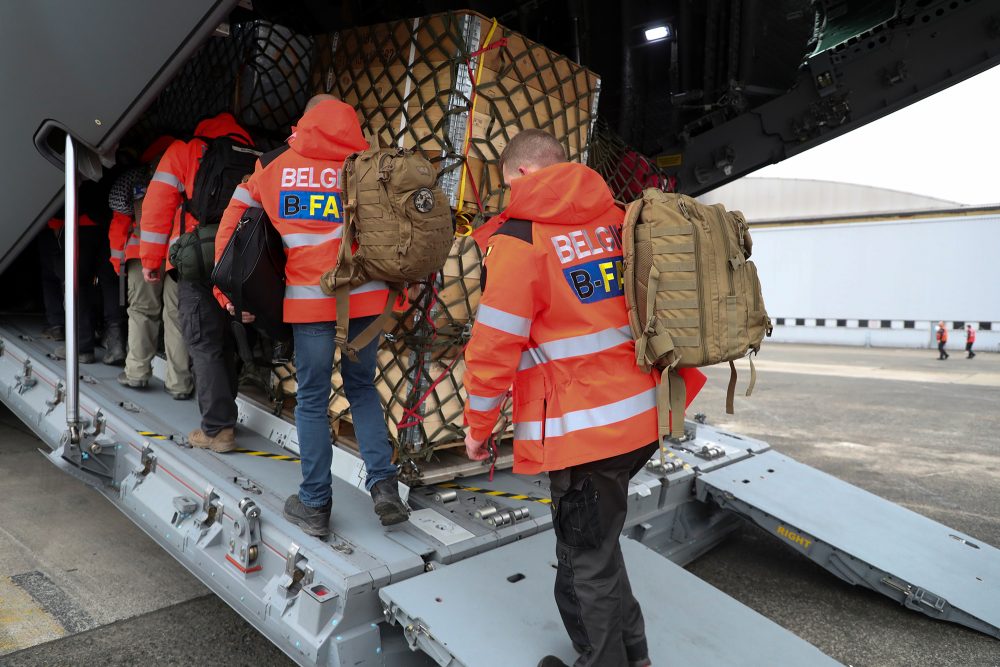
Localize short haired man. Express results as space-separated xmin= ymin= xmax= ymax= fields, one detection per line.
xmin=214 ymin=95 xmax=407 ymax=535
xmin=463 ymin=128 xmax=655 ymax=667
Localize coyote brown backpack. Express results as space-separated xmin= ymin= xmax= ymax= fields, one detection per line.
xmin=622 ymin=188 xmax=772 ymax=439
xmin=320 ymin=134 xmax=454 ymax=359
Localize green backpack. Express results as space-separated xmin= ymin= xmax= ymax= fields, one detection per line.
xmin=169 ymin=223 xmax=218 ymax=282
xmin=622 ymin=188 xmax=772 ymax=439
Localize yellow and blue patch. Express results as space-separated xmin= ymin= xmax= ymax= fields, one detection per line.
xmin=564 ymin=255 xmax=625 ymax=303
xmin=279 ymin=190 xmax=343 ymax=222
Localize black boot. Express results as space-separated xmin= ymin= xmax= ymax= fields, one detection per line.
xmin=537 ymin=658 xmax=570 ymax=667
xmin=370 ymin=477 xmax=409 ymax=526
xmin=102 ymin=323 xmax=126 ymax=366
xmin=283 ymin=495 xmax=331 ymax=537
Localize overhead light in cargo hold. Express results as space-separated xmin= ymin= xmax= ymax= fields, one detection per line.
xmin=644 ymin=25 xmax=672 ymax=42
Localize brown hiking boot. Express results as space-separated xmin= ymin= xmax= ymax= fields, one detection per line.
xmin=188 ymin=428 xmax=236 ymax=453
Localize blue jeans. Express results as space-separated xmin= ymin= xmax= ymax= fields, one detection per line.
xmin=292 ymin=317 xmax=396 ymax=507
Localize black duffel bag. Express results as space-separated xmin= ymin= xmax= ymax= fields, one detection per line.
xmin=212 ymin=207 xmax=290 ymax=344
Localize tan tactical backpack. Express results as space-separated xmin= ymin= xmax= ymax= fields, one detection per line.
xmin=622 ymin=188 xmax=772 ymax=438
xmin=320 ymin=134 xmax=454 ymax=359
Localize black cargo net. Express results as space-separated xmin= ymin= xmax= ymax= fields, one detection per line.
xmin=588 ymin=118 xmax=675 ymax=202
xmin=270 ymin=237 xmax=514 ymax=471
xmin=312 ymin=11 xmax=600 ymax=218
xmin=121 ymin=21 xmax=313 ymax=152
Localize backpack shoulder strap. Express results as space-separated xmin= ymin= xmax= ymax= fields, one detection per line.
xmin=492 ymin=218 xmax=533 ymax=244
xmin=259 ymin=144 xmax=290 ymax=169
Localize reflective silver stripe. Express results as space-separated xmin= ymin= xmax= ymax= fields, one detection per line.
xmin=519 ymin=326 xmax=632 ymax=370
xmin=351 ymin=280 xmax=389 ymax=295
xmin=545 ymin=388 xmax=656 ymax=438
xmin=151 ymin=171 xmax=184 ymax=192
xmin=126 ymin=237 xmax=140 ymax=246
xmin=467 ymin=392 xmax=505 ymax=412
xmin=282 ymin=227 xmax=343 ymax=249
xmin=514 ymin=421 xmax=543 ymax=441
xmin=140 ymin=230 xmax=169 ymax=244
xmin=284 ymin=282 xmax=389 ymax=301
xmin=477 ymin=305 xmax=531 ymax=338
xmin=285 ymin=284 xmax=330 ymax=300
xmin=231 ymin=186 xmax=262 ymax=208
xmin=110 ymin=250 xmax=125 ymax=259
xmin=518 ymin=348 xmax=546 ymax=372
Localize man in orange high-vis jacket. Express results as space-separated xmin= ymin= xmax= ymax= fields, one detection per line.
xmin=139 ymin=113 xmax=254 ymax=451
xmin=966 ymin=324 xmax=976 ymax=358
xmin=215 ymin=95 xmax=404 ymax=534
xmin=936 ymin=321 xmax=950 ymax=360
xmin=463 ymin=130 xmax=663 ymax=667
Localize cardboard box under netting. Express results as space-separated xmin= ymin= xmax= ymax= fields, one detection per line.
xmin=271 ymin=238 xmax=512 ymax=466
xmin=311 ymin=10 xmax=601 ymax=214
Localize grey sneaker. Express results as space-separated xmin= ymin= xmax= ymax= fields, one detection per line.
xmin=283 ymin=495 xmax=331 ymax=537
xmin=55 ymin=346 xmax=96 ymax=364
xmin=370 ymin=478 xmax=409 ymax=526
xmin=117 ymin=372 xmax=148 ymax=389
xmin=42 ymin=325 xmax=65 ymax=341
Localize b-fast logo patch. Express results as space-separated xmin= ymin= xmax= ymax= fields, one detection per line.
xmin=279 ymin=190 xmax=343 ymax=222
xmin=563 ymin=256 xmax=625 ymax=303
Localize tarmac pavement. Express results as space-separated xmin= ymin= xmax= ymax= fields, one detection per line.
xmin=2 ymin=343 xmax=998 ymax=666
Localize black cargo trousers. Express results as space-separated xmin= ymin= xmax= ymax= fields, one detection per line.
xmin=177 ymin=279 xmax=238 ymax=435
xmin=549 ymin=442 xmax=658 ymax=667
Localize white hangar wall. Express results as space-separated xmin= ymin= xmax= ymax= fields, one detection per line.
xmin=748 ymin=214 xmax=1000 ymax=351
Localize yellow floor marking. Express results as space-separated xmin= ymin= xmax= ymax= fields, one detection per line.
xmin=0 ymin=577 xmax=66 ymax=654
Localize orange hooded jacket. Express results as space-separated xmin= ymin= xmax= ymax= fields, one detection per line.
xmin=139 ymin=114 xmax=252 ymax=271
xmin=464 ymin=162 xmax=679 ymax=474
xmin=214 ymin=99 xmax=390 ymax=323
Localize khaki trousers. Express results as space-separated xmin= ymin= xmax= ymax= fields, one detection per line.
xmin=123 ymin=259 xmax=192 ymax=394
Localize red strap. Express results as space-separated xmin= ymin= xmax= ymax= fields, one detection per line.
xmin=396 ymin=351 xmax=464 ymax=430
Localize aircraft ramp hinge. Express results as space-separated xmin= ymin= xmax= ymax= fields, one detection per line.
xmin=226 ymin=497 xmax=263 ymax=574
xmin=280 ymin=543 xmax=314 ymax=592
xmin=907 ymin=586 xmax=948 ymax=614
xmin=57 ymin=423 xmax=119 ymax=483
xmin=44 ymin=381 xmax=65 ymax=415
xmin=14 ymin=358 xmax=36 ymax=394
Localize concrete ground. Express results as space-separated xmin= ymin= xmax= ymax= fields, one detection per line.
xmin=2 ymin=343 xmax=999 ymax=666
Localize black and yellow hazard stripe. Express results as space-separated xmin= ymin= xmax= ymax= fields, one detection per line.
xmin=437 ymin=481 xmax=551 ymax=505
xmin=233 ymin=448 xmax=301 ymax=462
xmin=138 ymin=430 xmax=172 ymax=440
xmin=137 ymin=429 xmax=299 ymax=462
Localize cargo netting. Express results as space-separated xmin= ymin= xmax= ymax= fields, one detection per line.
xmin=122 ymin=21 xmax=313 ymax=152
xmin=311 ymin=11 xmax=601 ymax=218
xmin=587 ymin=118 xmax=675 ymax=202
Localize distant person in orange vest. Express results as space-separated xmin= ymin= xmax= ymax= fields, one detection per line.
xmin=965 ymin=324 xmax=976 ymax=359
xmin=936 ymin=321 xmax=949 ymax=360
xmin=463 ymin=129 xmax=706 ymax=667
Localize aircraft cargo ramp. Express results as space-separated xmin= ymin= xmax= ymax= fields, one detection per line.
xmin=3 ymin=317 xmax=1000 ymax=665
xmin=697 ymin=451 xmax=1000 ymax=638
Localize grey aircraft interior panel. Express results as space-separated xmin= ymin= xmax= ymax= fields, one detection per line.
xmin=698 ymin=451 xmax=1000 ymax=637
xmin=380 ymin=531 xmax=842 ymax=667
xmin=0 ymin=0 xmax=235 ymax=272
